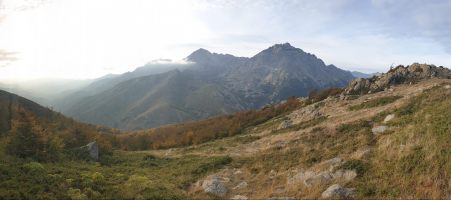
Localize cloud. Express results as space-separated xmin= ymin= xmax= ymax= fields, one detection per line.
xmin=0 ymin=50 xmax=16 ymax=61
xmin=0 ymin=50 xmax=17 ymax=68
xmin=369 ymin=0 xmax=451 ymax=51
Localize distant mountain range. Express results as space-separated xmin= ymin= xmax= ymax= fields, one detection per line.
xmin=54 ymin=43 xmax=355 ymax=130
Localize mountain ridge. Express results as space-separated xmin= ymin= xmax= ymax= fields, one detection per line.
xmin=58 ymin=43 xmax=355 ymax=130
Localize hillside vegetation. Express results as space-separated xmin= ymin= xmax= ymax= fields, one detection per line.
xmin=0 ymin=64 xmax=450 ymax=199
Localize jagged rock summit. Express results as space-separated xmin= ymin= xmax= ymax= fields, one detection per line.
xmin=344 ymin=63 xmax=451 ymax=95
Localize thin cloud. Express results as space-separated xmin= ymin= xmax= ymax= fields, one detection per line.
xmin=0 ymin=50 xmax=16 ymax=61
xmin=0 ymin=50 xmax=17 ymax=68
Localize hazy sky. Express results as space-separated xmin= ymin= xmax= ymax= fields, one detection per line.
xmin=1 ymin=0 xmax=451 ymax=80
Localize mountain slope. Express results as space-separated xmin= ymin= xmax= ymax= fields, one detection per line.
xmin=66 ymin=70 xmax=246 ymax=130
xmin=132 ymin=64 xmax=450 ymax=199
xmin=0 ymin=90 xmax=117 ymax=161
xmin=61 ymin=43 xmax=354 ymax=130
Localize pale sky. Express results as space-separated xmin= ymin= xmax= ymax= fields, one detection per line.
xmin=1 ymin=0 xmax=451 ymax=80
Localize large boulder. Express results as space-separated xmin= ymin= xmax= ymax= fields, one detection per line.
xmin=201 ymin=175 xmax=228 ymax=197
xmin=77 ymin=141 xmax=99 ymax=160
xmin=321 ymin=184 xmax=354 ymax=199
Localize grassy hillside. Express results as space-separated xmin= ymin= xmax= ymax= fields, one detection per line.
xmin=0 ymin=90 xmax=118 ymax=162
xmin=1 ymin=78 xmax=450 ymax=199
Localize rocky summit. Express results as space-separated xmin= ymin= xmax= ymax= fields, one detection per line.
xmin=343 ymin=63 xmax=451 ymax=95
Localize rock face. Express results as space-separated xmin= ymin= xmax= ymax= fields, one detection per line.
xmin=343 ymin=63 xmax=451 ymax=95
xmin=321 ymin=184 xmax=354 ymax=199
xmin=201 ymin=176 xmax=227 ymax=197
xmin=61 ymin=43 xmax=354 ymax=130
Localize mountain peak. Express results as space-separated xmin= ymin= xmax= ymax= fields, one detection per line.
xmin=187 ymin=48 xmax=212 ymax=61
xmin=252 ymin=42 xmax=310 ymax=61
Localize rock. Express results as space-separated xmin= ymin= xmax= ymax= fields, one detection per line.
xmin=351 ymin=148 xmax=371 ymax=160
xmin=233 ymin=181 xmax=248 ymax=190
xmin=78 ymin=141 xmax=99 ymax=160
xmin=445 ymin=85 xmax=451 ymax=89
xmin=268 ymin=197 xmax=296 ymax=200
xmin=343 ymin=63 xmax=451 ymax=95
xmin=332 ymin=170 xmax=357 ymax=181
xmin=278 ymin=120 xmax=292 ymax=129
xmin=324 ymin=157 xmax=343 ymax=167
xmin=164 ymin=149 xmax=172 ymax=156
xmin=304 ymin=171 xmax=333 ymax=187
xmin=383 ymin=114 xmax=395 ymax=123
xmin=321 ymin=184 xmax=355 ymax=199
xmin=269 ymin=169 xmax=277 ymax=178
xmin=372 ymin=126 xmax=387 ymax=135
xmin=233 ymin=169 xmax=243 ymax=175
xmin=202 ymin=176 xmax=227 ymax=197
xmin=232 ymin=195 xmax=249 ymax=200
xmin=288 ymin=170 xmax=316 ymax=184
xmin=288 ymin=104 xmax=322 ymax=124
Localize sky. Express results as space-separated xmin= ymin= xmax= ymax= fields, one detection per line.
xmin=1 ymin=0 xmax=451 ymax=80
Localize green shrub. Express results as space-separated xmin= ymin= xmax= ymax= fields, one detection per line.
xmin=67 ymin=188 xmax=87 ymax=200
xmin=23 ymin=162 xmax=45 ymax=174
xmin=341 ymin=159 xmax=369 ymax=176
xmin=336 ymin=120 xmax=372 ymax=133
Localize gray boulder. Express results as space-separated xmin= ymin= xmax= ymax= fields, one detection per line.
xmin=372 ymin=126 xmax=388 ymax=135
xmin=321 ymin=184 xmax=354 ymax=199
xmin=232 ymin=195 xmax=249 ymax=200
xmin=383 ymin=114 xmax=395 ymax=123
xmin=202 ymin=176 xmax=227 ymax=197
xmin=233 ymin=181 xmax=248 ymax=190
xmin=78 ymin=141 xmax=99 ymax=160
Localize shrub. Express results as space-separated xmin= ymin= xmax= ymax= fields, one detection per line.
xmin=67 ymin=188 xmax=87 ymax=200
xmin=341 ymin=159 xmax=369 ymax=176
xmin=121 ymin=175 xmax=153 ymax=199
xmin=23 ymin=162 xmax=45 ymax=174
xmin=336 ymin=120 xmax=372 ymax=133
xmin=307 ymin=88 xmax=343 ymax=104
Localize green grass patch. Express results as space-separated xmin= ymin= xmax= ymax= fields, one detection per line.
xmin=0 ymin=151 xmax=232 ymax=199
xmin=349 ymin=95 xmax=402 ymax=111
xmin=340 ymin=159 xmax=369 ymax=176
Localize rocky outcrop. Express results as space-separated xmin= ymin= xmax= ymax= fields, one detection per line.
xmin=201 ymin=175 xmax=228 ymax=197
xmin=289 ymin=169 xmax=357 ymax=187
xmin=343 ymin=64 xmax=451 ymax=95
xmin=321 ymin=184 xmax=354 ymax=199
xmin=232 ymin=195 xmax=249 ymax=200
xmin=288 ymin=103 xmax=322 ymax=124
